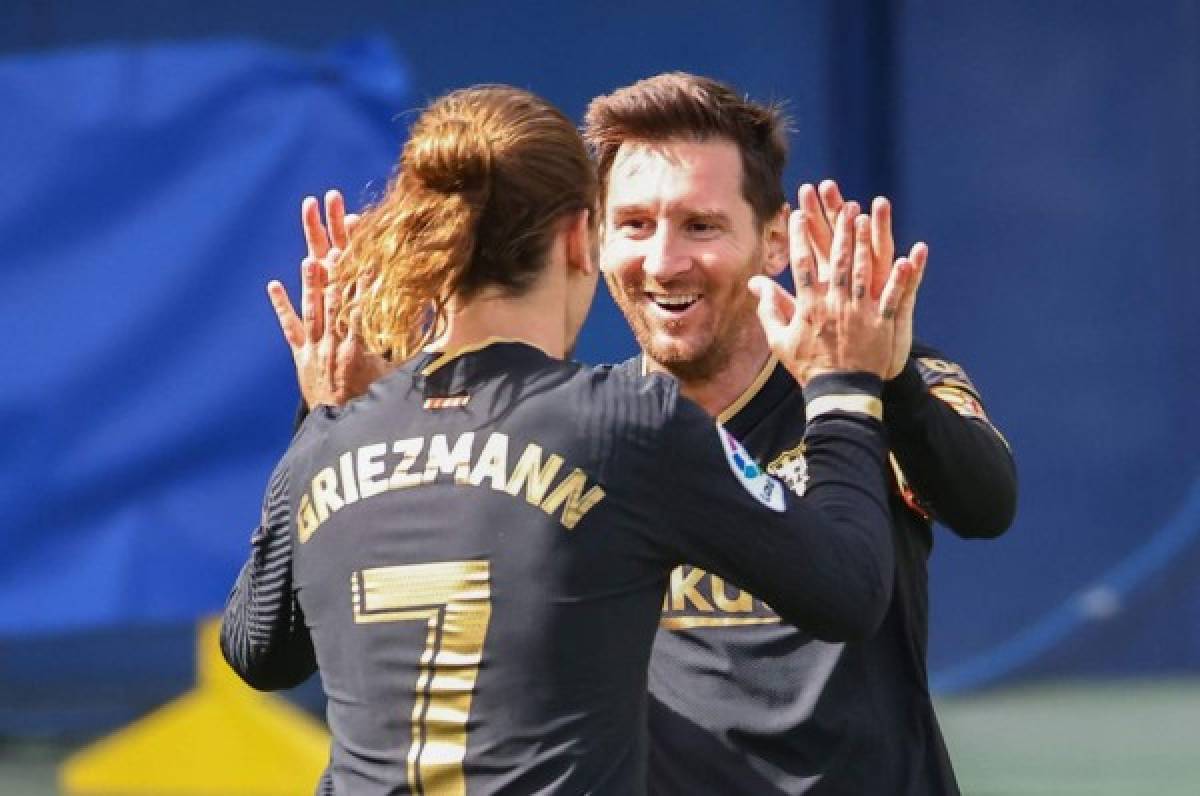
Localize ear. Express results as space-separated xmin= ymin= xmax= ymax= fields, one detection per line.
xmin=762 ymin=204 xmax=790 ymax=277
xmin=564 ymin=207 xmax=596 ymax=277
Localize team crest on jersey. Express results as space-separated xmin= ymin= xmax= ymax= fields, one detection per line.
xmin=930 ymin=385 xmax=987 ymax=422
xmin=915 ymin=356 xmax=979 ymax=395
xmin=767 ymin=442 xmax=809 ymax=497
xmin=716 ymin=425 xmax=785 ymax=512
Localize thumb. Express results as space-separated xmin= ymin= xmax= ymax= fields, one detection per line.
xmin=748 ymin=275 xmax=794 ymax=346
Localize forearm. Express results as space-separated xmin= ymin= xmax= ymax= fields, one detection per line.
xmin=709 ymin=374 xmax=895 ymax=642
xmin=884 ymin=360 xmax=1017 ymax=537
xmin=769 ymin=373 xmax=894 ymax=640
xmin=220 ymin=467 xmax=317 ymax=690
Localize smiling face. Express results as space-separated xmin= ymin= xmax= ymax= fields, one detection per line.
xmin=600 ymin=138 xmax=784 ymax=382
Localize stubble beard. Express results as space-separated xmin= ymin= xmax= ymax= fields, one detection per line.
xmin=609 ymin=271 xmax=761 ymax=386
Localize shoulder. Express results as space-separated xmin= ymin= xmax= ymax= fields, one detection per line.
xmin=586 ymin=358 xmax=679 ymax=418
xmin=909 ymin=339 xmax=981 ymax=395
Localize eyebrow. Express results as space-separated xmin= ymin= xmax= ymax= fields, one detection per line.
xmin=608 ymin=202 xmax=731 ymax=222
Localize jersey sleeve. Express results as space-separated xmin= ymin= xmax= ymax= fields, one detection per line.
xmin=882 ymin=343 xmax=1018 ymax=538
xmin=652 ymin=372 xmax=895 ymax=642
xmin=219 ymin=458 xmax=317 ymax=690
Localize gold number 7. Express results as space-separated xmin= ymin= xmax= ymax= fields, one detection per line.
xmin=352 ymin=560 xmax=492 ymax=796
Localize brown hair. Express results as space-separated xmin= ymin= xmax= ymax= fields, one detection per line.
xmin=337 ymin=85 xmax=597 ymax=360
xmin=583 ymin=72 xmax=789 ymax=226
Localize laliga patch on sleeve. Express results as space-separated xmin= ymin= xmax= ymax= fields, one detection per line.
xmin=717 ymin=424 xmax=786 ymax=512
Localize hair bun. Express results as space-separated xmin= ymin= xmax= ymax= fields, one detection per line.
xmin=407 ymin=118 xmax=494 ymax=197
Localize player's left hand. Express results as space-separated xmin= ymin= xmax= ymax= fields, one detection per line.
xmin=750 ymin=202 xmax=925 ymax=383
xmin=798 ymin=180 xmax=924 ymax=378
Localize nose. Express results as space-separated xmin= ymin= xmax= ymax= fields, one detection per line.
xmin=642 ymin=227 xmax=690 ymax=283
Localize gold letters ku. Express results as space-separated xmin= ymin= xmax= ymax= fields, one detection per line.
xmin=660 ymin=566 xmax=780 ymax=630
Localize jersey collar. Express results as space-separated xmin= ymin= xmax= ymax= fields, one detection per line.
xmin=716 ymin=359 xmax=797 ymax=438
xmin=412 ymin=338 xmax=560 ymax=395
xmin=635 ymin=353 xmax=796 ymax=436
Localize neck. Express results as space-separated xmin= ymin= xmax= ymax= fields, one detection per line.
xmin=436 ymin=276 xmax=568 ymax=360
xmin=645 ymin=331 xmax=774 ymax=418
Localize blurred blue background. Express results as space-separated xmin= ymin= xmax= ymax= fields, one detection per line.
xmin=1 ymin=0 xmax=1197 ymax=741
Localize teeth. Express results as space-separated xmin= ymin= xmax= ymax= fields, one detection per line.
xmin=650 ymin=293 xmax=700 ymax=307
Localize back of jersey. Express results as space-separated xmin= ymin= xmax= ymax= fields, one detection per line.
xmin=286 ymin=342 xmax=670 ymax=795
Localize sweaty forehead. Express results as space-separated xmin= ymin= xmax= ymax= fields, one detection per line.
xmin=606 ymin=138 xmax=747 ymax=213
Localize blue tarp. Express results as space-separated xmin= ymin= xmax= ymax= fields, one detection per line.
xmin=0 ymin=37 xmax=409 ymax=634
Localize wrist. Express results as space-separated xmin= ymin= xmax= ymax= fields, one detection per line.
xmin=883 ymin=358 xmax=925 ymax=405
xmin=803 ymin=372 xmax=884 ymax=421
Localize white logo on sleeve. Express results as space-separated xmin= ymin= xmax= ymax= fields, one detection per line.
xmin=717 ymin=425 xmax=786 ymax=512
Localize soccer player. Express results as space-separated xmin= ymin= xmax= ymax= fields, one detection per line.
xmin=222 ymin=84 xmax=923 ymax=794
xmin=583 ymin=73 xmax=1017 ymax=795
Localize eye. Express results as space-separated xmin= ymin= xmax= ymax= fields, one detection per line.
xmin=686 ymin=218 xmax=722 ymax=238
xmin=615 ymin=217 xmax=653 ymax=238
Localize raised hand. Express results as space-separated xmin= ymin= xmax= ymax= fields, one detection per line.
xmin=302 ymin=189 xmax=359 ymax=261
xmin=798 ymin=180 xmax=927 ymax=378
xmin=885 ymin=240 xmax=927 ymax=379
xmin=267 ymin=190 xmax=391 ymax=408
xmin=749 ymin=203 xmax=924 ymax=385
xmin=799 ymin=180 xmax=892 ymax=299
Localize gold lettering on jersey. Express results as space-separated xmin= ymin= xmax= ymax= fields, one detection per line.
xmin=339 ymin=451 xmax=360 ymax=504
xmin=297 ymin=493 xmax=318 ymax=544
xmin=505 ymin=443 xmax=563 ymax=506
xmin=310 ymin=466 xmax=342 ymax=523
xmin=710 ymin=575 xmax=753 ymax=612
xmin=390 ymin=438 xmax=425 ymax=490
xmin=352 ymin=560 xmax=491 ymax=796
xmin=467 ymin=433 xmax=509 ymax=489
xmin=357 ymin=443 xmax=389 ymax=499
xmin=539 ymin=469 xmax=606 ymax=531
xmin=298 ymin=433 xmax=605 ymax=542
xmin=423 ymin=433 xmax=475 ymax=485
xmin=661 ymin=565 xmax=780 ymax=629
xmin=670 ymin=567 xmax=713 ymax=612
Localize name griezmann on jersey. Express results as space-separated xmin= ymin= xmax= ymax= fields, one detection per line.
xmin=297 ymin=431 xmax=607 ymax=542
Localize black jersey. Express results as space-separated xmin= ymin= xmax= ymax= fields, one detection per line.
xmin=646 ymin=342 xmax=1017 ymax=796
xmin=223 ymin=340 xmax=897 ymax=795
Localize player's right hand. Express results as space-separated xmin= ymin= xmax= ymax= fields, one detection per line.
xmin=267 ymin=190 xmax=393 ymax=408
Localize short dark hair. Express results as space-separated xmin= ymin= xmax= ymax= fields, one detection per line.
xmin=583 ymin=72 xmax=789 ymax=226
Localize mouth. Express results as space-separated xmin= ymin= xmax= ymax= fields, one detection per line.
xmin=645 ymin=291 xmax=702 ymax=318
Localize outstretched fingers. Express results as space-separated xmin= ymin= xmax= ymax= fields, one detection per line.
xmin=827 ymin=202 xmax=859 ymax=320
xmin=851 ymin=214 xmax=872 ymax=308
xmin=319 ymin=250 xmax=344 ymax=394
xmin=302 ymin=256 xmax=325 ymax=341
xmin=878 ymin=257 xmax=914 ymax=323
xmin=267 ymin=280 xmax=304 ymax=349
xmin=818 ymin=179 xmax=846 ymax=229
xmin=749 ymin=275 xmax=796 ymax=350
xmin=302 ymin=196 xmax=331 ymax=260
xmin=788 ymin=208 xmax=820 ymax=294
xmin=869 ymin=197 xmax=894 ymax=299
xmin=325 ymin=190 xmax=350 ymax=250
xmin=798 ymin=184 xmax=831 ymax=274
xmin=895 ymin=242 xmax=928 ymax=322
